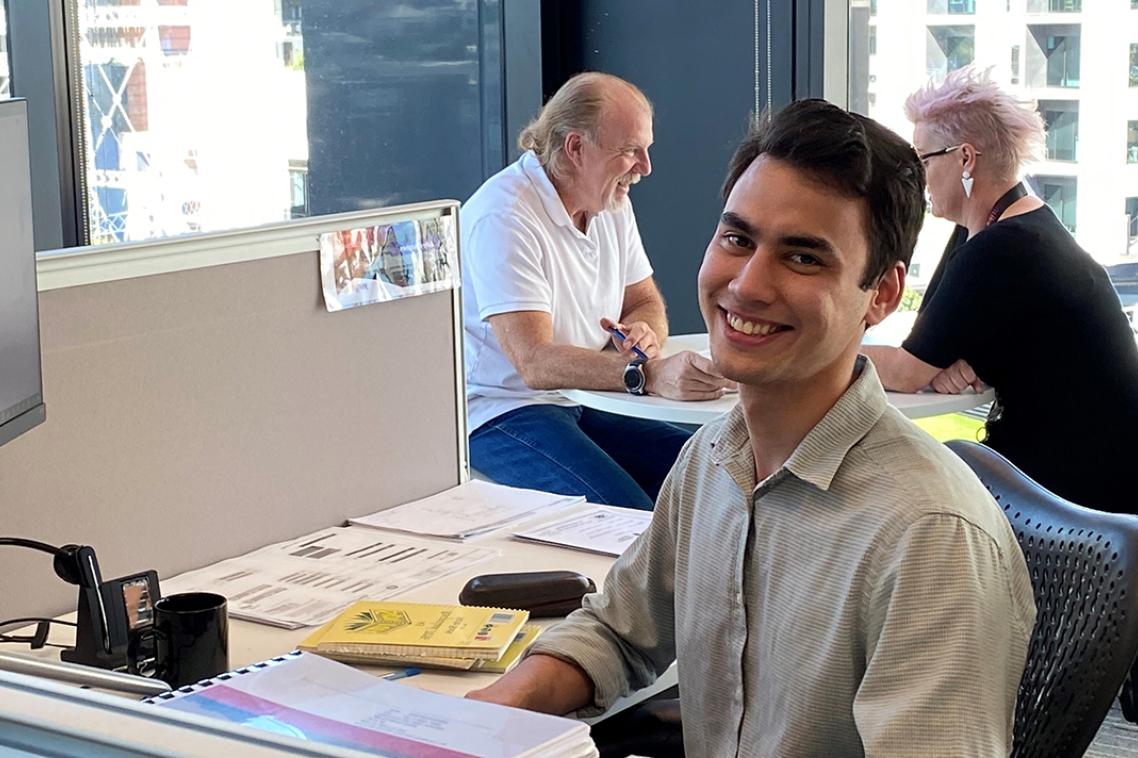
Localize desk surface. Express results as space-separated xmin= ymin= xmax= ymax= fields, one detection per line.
xmin=563 ymin=334 xmax=995 ymax=425
xmin=1 ymin=504 xmax=675 ymax=717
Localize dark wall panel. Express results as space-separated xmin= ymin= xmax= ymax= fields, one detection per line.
xmin=303 ymin=1 xmax=502 ymax=214
xmin=544 ymin=1 xmax=758 ymax=333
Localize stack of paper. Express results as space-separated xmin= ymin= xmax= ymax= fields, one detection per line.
xmin=150 ymin=651 xmax=596 ymax=757
xmin=349 ymin=479 xmax=584 ymax=539
xmin=513 ymin=505 xmax=652 ymax=557
xmin=160 ymin=527 xmax=499 ymax=629
xmin=301 ymin=600 xmax=545 ymax=674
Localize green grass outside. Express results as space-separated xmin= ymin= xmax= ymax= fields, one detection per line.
xmin=912 ymin=412 xmax=986 ymax=443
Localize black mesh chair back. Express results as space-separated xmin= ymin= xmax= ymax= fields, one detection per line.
xmin=947 ymin=440 xmax=1138 ymax=758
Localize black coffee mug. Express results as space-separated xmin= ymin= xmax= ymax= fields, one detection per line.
xmin=131 ymin=592 xmax=229 ymax=688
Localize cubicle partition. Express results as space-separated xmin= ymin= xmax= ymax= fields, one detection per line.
xmin=0 ymin=203 xmax=467 ymax=619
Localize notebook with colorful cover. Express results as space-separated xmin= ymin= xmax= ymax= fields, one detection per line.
xmin=301 ymin=622 xmax=544 ymax=673
xmin=307 ymin=600 xmax=529 ymax=660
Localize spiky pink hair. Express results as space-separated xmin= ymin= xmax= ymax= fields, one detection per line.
xmin=904 ymin=67 xmax=1044 ymax=180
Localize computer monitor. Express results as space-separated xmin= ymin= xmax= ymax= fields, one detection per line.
xmin=0 ymin=98 xmax=46 ymax=448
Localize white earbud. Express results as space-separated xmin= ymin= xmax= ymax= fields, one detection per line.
xmin=961 ymin=170 xmax=974 ymax=198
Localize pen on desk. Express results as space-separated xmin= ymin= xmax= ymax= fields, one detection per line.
xmin=382 ymin=667 xmax=421 ymax=681
xmin=606 ymin=325 xmax=650 ymax=363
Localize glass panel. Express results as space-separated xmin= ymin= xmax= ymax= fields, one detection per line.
xmin=928 ymin=0 xmax=976 ymax=13
xmin=1038 ymin=176 xmax=1077 ymax=232
xmin=73 ymin=0 xmax=502 ymax=245
xmin=1130 ymin=44 xmax=1138 ymax=87
xmin=0 ymin=3 xmax=9 ymax=99
xmin=1128 ymin=121 xmax=1138 ymax=164
xmin=927 ymin=25 xmax=975 ymax=78
xmin=1027 ymin=0 xmax=1082 ymax=10
xmin=1127 ymin=197 xmax=1138 ymax=257
xmin=1024 ymin=25 xmax=1082 ymax=88
xmin=1040 ymin=100 xmax=1078 ymax=161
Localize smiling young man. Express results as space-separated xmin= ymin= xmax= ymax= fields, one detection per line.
xmin=467 ymin=100 xmax=1036 ymax=756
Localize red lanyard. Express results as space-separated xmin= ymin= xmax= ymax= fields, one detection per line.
xmin=986 ymin=182 xmax=1028 ymax=227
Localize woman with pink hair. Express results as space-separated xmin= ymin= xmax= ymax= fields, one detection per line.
xmin=865 ymin=67 xmax=1138 ymax=515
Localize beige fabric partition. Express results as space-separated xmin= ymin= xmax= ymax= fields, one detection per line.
xmin=0 ymin=238 xmax=465 ymax=619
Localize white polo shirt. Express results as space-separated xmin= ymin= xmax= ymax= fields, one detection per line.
xmin=461 ymin=151 xmax=654 ymax=432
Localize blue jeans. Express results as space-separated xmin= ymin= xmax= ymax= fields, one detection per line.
xmin=469 ymin=404 xmax=694 ymax=510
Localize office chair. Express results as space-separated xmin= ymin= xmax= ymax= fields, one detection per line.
xmin=946 ymin=440 xmax=1138 ymax=757
xmin=590 ymin=441 xmax=1138 ymax=758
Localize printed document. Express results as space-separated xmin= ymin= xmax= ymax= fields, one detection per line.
xmin=160 ymin=527 xmax=498 ymax=629
xmin=513 ymin=506 xmax=651 ymax=557
xmin=349 ymin=480 xmax=583 ymax=539
xmin=151 ymin=651 xmax=596 ymax=758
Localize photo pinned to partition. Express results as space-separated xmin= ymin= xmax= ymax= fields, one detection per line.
xmin=319 ymin=215 xmax=459 ymax=312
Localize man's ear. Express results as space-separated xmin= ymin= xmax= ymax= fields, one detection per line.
xmin=563 ymin=131 xmax=586 ymax=169
xmin=865 ymin=261 xmax=906 ymax=328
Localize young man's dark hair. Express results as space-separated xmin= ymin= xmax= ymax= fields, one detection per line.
xmin=722 ymin=98 xmax=926 ymax=289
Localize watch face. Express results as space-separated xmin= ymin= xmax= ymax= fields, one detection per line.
xmin=623 ymin=362 xmax=646 ymax=394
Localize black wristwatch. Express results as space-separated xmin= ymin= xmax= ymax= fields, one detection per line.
xmin=623 ymin=359 xmax=647 ymax=395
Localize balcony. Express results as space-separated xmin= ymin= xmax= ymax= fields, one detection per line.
xmin=1027 ymin=0 xmax=1082 ymax=11
xmin=1026 ymin=24 xmax=1081 ymax=89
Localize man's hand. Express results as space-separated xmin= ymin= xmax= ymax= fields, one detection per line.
xmin=929 ymin=359 xmax=985 ymax=394
xmin=600 ymin=317 xmax=660 ymax=360
xmin=645 ymin=350 xmax=737 ymax=400
xmin=465 ymin=654 xmax=594 ymax=714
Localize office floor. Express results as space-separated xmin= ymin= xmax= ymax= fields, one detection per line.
xmin=1089 ymin=704 xmax=1138 ymax=757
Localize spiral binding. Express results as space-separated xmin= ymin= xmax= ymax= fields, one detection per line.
xmin=143 ymin=649 xmax=305 ymax=703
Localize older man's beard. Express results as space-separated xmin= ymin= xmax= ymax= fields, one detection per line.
xmin=606 ymin=172 xmax=642 ymax=212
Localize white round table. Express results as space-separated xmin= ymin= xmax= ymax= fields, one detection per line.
xmin=562 ymin=333 xmax=994 ymax=425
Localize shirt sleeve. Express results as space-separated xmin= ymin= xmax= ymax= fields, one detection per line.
xmin=463 ymin=212 xmax=553 ymax=321
xmin=525 ymin=447 xmax=685 ymax=715
xmin=620 ymin=201 xmax=654 ymax=287
xmin=853 ymin=513 xmax=1032 ymax=757
xmin=901 ymin=232 xmax=1009 ymax=370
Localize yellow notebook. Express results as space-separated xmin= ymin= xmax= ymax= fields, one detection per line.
xmin=300 ymin=623 xmax=545 ymax=674
xmin=305 ymin=601 xmax=529 ymax=661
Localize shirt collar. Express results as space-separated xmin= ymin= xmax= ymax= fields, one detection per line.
xmin=520 ymin=151 xmax=581 ymax=233
xmin=710 ymin=355 xmax=889 ymax=495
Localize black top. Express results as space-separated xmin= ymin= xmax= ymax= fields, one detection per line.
xmin=903 ymin=207 xmax=1138 ymax=514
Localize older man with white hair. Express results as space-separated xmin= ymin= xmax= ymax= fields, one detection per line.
xmin=461 ymin=72 xmax=732 ymax=509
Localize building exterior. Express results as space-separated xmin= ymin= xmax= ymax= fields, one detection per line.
xmin=852 ymin=0 xmax=1138 ymax=285
xmin=77 ymin=0 xmax=306 ymax=244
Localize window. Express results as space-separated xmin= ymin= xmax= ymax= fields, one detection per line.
xmin=1035 ymin=177 xmax=1078 ymax=232
xmin=71 ymin=0 xmax=505 ymax=245
xmin=927 ymin=26 xmax=975 ymax=78
xmin=1129 ymin=121 xmax=1138 ymax=164
xmin=1127 ymin=197 xmax=1138 ymax=257
xmin=849 ymin=1 xmax=1125 ymax=288
xmin=1127 ymin=197 xmax=1138 ymax=262
xmin=1130 ymin=44 xmax=1138 ymax=87
xmin=1040 ymin=101 xmax=1078 ymax=161
xmin=0 ymin=3 xmax=8 ymax=98
xmin=928 ymin=0 xmax=975 ymax=13
xmin=869 ymin=26 xmax=876 ymax=56
xmin=288 ymin=160 xmax=308 ymax=219
xmin=1027 ymin=0 xmax=1082 ymax=10
xmin=1027 ymin=25 xmax=1080 ymax=88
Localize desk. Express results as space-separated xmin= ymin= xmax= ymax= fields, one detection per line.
xmin=563 ymin=333 xmax=995 ymax=425
xmin=1 ymin=505 xmax=675 ymax=719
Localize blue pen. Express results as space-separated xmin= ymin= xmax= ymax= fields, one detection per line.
xmin=606 ymin=325 xmax=650 ymax=363
xmin=382 ymin=667 xmax=421 ymax=681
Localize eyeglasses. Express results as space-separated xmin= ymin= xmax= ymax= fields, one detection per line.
xmin=916 ymin=144 xmax=982 ymax=167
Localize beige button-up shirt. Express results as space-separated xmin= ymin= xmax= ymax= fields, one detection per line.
xmin=531 ymin=358 xmax=1036 ymax=757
